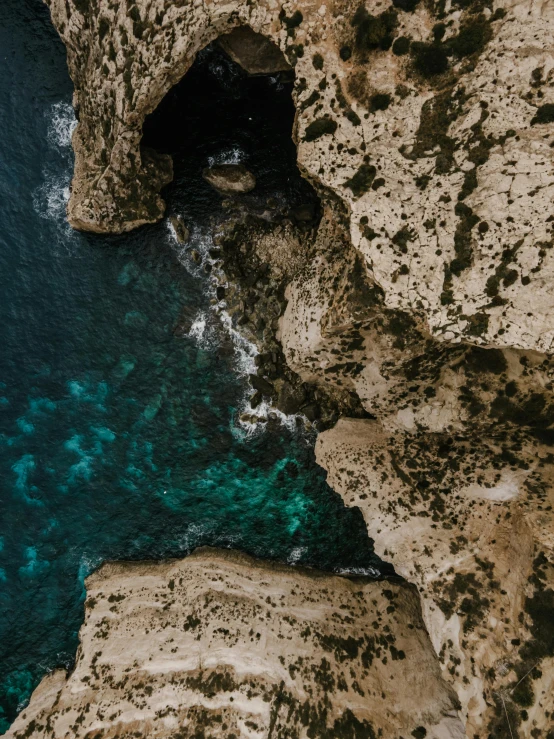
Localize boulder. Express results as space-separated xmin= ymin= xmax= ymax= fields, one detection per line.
xmin=301 ymin=403 xmax=320 ymax=422
xmin=169 ymin=215 xmax=190 ymax=243
xmin=202 ymin=164 xmax=256 ymax=194
xmin=249 ymin=373 xmax=274 ymax=396
xmin=277 ymin=381 xmax=306 ymax=414
xmin=289 ymin=203 xmax=317 ymax=226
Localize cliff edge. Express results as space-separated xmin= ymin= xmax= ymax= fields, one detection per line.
xmin=34 ymin=0 xmax=554 ymax=736
xmin=5 ymin=548 xmax=463 ymax=738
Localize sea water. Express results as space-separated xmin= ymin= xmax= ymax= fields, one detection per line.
xmin=0 ymin=1 xmax=385 ymax=730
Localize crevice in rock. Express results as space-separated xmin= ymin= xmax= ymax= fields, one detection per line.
xmin=141 ymin=36 xmax=371 ymax=429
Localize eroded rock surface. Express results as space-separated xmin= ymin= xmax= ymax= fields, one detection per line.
xmin=5 ymin=548 xmax=464 ymax=739
xmin=40 ymin=0 xmax=554 ymax=737
xmin=203 ymin=164 xmax=257 ymax=194
xmin=44 ymin=0 xmax=554 ymax=351
xmin=316 ymin=420 xmax=554 ymax=738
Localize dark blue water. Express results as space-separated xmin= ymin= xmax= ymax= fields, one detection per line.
xmin=0 ymin=1 xmax=382 ymax=731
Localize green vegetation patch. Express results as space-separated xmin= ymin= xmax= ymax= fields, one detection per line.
xmin=411 ymin=42 xmax=449 ymax=77
xmin=340 ymin=46 xmax=352 ymax=61
xmin=344 ymin=164 xmax=377 ymax=197
xmin=312 ymin=53 xmax=324 ymax=70
xmin=464 ymin=312 xmax=489 ymax=337
xmin=490 ymin=391 xmax=553 ymax=429
xmin=281 ymin=10 xmax=303 ymax=29
xmin=392 ymin=36 xmax=411 ymax=55
xmin=370 ymin=93 xmax=391 ymax=112
xmin=393 ymin=0 xmax=421 ymax=11
xmin=531 ymin=103 xmax=554 ymax=125
xmin=465 ymin=347 xmax=507 ymax=375
xmin=450 ymin=202 xmax=479 ymax=277
xmin=447 ymin=17 xmax=492 ymax=58
xmin=74 ymin=0 xmax=90 ymax=13
xmin=351 ymin=5 xmax=398 ymax=52
xmin=304 ymin=117 xmax=337 ymax=141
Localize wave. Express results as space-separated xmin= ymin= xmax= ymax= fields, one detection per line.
xmin=47 ymin=101 xmax=77 ymax=151
xmin=32 ymin=101 xmax=77 ymax=241
xmin=166 ymin=222 xmax=308 ymax=437
xmin=33 ymin=176 xmax=70 ymax=222
xmin=334 ymin=565 xmax=382 ymax=578
xmin=287 ymin=546 xmax=307 ymax=565
xmin=206 ymin=146 xmax=244 ymax=167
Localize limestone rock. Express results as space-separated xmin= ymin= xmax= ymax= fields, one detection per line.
xmin=42 ymin=0 xmax=554 ymax=351
xmin=5 ymin=548 xmax=464 ymax=739
xmin=315 ymin=419 xmax=554 ymax=739
xmin=169 ymin=214 xmax=190 ymax=244
xmin=249 ymin=372 xmax=275 ymax=396
xmin=277 ymin=380 xmax=306 ymax=414
xmin=202 ymin=164 xmax=256 ymax=194
xmin=38 ymin=0 xmax=554 ymax=736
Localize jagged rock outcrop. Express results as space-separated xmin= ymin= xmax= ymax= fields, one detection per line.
xmin=316 ymin=420 xmax=554 ymax=738
xmin=44 ymin=0 xmax=554 ymax=351
xmin=280 ymin=210 xmax=554 ymax=736
xmin=5 ymin=548 xmax=464 ymax=739
xmin=40 ymin=0 xmax=554 ymax=737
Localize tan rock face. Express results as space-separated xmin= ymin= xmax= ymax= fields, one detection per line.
xmin=202 ymin=164 xmax=257 ymax=194
xmin=315 ymin=419 xmax=554 ymax=737
xmin=44 ymin=0 xmax=554 ymax=351
xmin=5 ymin=549 xmax=464 ymax=739
xmin=39 ymin=1 xmax=554 ymax=737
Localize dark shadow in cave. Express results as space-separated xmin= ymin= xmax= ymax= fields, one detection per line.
xmin=141 ymin=33 xmax=321 ymax=229
xmin=141 ymin=33 xmax=397 ymax=583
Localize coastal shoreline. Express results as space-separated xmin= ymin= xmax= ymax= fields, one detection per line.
xmin=14 ymin=0 xmax=554 ymax=735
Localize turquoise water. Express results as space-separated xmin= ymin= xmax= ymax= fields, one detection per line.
xmin=0 ymin=1 xmax=384 ymax=731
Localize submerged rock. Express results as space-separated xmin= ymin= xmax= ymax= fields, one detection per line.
xmin=169 ymin=214 xmax=189 ymax=244
xmin=202 ymin=164 xmax=256 ymax=194
xmin=5 ymin=548 xmax=464 ymax=739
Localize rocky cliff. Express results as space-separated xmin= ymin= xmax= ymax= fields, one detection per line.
xmin=4 ymin=548 xmax=464 ymax=739
xmin=33 ymin=0 xmax=554 ymax=737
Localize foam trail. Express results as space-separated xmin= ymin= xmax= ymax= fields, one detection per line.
xmin=48 ymin=102 xmax=77 ymax=150
xmin=167 ymin=222 xmax=306 ymax=437
xmin=33 ymin=101 xmax=77 ymax=240
xmin=34 ymin=180 xmax=70 ymax=222
xmin=335 ymin=565 xmax=382 ymax=578
xmin=207 ymin=146 xmax=245 ymax=167
xmin=287 ymin=547 xmax=307 ymax=565
xmin=189 ymin=313 xmax=207 ymax=343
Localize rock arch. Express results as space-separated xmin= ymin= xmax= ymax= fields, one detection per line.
xmin=46 ymin=1 xmax=297 ymax=233
xmin=41 ymin=2 xmax=554 ymax=735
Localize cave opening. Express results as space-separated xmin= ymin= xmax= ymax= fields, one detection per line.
xmin=141 ymin=29 xmax=321 ymax=230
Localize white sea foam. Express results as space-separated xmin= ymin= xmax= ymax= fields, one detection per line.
xmin=33 ymin=177 xmax=71 ymax=222
xmin=48 ymin=101 xmax=77 ymax=150
xmin=287 ymin=547 xmax=307 ymax=565
xmin=165 ymin=220 xmax=306 ymax=437
xmin=207 ymin=146 xmax=244 ymax=167
xmin=189 ymin=313 xmax=206 ymax=341
xmin=177 ymin=521 xmax=214 ymax=551
xmin=77 ymin=554 xmax=103 ymax=584
xmin=335 ymin=565 xmax=382 ymax=578
xmin=32 ymin=102 xmax=76 ymax=241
